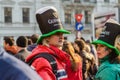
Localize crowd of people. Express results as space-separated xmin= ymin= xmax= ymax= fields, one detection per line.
xmin=3 ymin=34 xmax=39 ymax=62
xmin=1 ymin=6 xmax=120 ymax=80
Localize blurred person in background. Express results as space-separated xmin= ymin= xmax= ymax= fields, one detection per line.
xmin=84 ymin=44 xmax=98 ymax=80
xmin=0 ymin=46 xmax=42 ymax=80
xmin=62 ymin=41 xmax=83 ymax=80
xmin=3 ymin=36 xmax=18 ymax=55
xmin=92 ymin=19 xmax=120 ymax=80
xmin=85 ymin=40 xmax=98 ymax=67
xmin=15 ymin=36 xmax=30 ymax=62
xmin=27 ymin=38 xmax=33 ymax=45
xmin=27 ymin=33 xmax=39 ymax=52
xmin=73 ymin=39 xmax=97 ymax=80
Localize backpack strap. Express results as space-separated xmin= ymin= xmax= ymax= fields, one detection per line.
xmin=27 ymin=52 xmax=57 ymax=77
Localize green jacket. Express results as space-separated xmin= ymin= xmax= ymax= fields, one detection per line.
xmin=94 ymin=60 xmax=120 ymax=80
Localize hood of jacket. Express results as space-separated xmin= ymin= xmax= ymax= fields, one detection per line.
xmin=26 ymin=45 xmax=70 ymax=63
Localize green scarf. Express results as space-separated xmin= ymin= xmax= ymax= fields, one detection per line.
xmin=99 ymin=55 xmax=109 ymax=64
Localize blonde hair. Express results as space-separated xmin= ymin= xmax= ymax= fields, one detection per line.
xmin=42 ymin=38 xmax=50 ymax=47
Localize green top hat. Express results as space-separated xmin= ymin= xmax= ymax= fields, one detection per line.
xmin=92 ymin=19 xmax=120 ymax=55
xmin=35 ymin=6 xmax=70 ymax=44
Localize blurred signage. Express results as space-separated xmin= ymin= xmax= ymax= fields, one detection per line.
xmin=75 ymin=22 xmax=84 ymax=31
xmin=75 ymin=14 xmax=83 ymax=22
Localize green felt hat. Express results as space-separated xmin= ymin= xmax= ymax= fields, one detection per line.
xmin=35 ymin=6 xmax=70 ymax=44
xmin=92 ymin=19 xmax=120 ymax=55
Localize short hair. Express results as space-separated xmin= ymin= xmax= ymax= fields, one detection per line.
xmin=4 ymin=36 xmax=14 ymax=46
xmin=31 ymin=34 xmax=39 ymax=43
xmin=16 ymin=36 xmax=28 ymax=47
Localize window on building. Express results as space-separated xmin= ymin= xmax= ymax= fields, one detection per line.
xmin=84 ymin=0 xmax=97 ymax=3
xmin=74 ymin=0 xmax=80 ymax=3
xmin=104 ymin=0 xmax=109 ymax=3
xmin=84 ymin=0 xmax=90 ymax=2
xmin=65 ymin=11 xmax=71 ymax=24
xmin=85 ymin=10 xmax=91 ymax=24
xmin=119 ymin=0 xmax=120 ymax=3
xmin=4 ymin=7 xmax=12 ymax=23
xmin=62 ymin=0 xmax=70 ymax=1
xmin=22 ymin=8 xmax=30 ymax=23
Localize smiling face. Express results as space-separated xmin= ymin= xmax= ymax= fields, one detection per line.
xmin=96 ymin=44 xmax=112 ymax=59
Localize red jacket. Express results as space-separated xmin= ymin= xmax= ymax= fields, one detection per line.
xmin=26 ymin=45 xmax=69 ymax=80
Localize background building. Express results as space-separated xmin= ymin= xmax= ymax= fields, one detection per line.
xmin=0 ymin=0 xmax=119 ymax=45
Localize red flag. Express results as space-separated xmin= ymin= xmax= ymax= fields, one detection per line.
xmin=75 ymin=14 xmax=83 ymax=22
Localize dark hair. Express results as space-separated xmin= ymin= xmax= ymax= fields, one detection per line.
xmin=31 ymin=34 xmax=39 ymax=43
xmin=109 ymin=49 xmax=120 ymax=63
xmin=62 ymin=41 xmax=69 ymax=54
xmin=28 ymin=39 xmax=32 ymax=45
xmin=16 ymin=36 xmax=28 ymax=47
xmin=64 ymin=37 xmax=67 ymax=40
xmin=4 ymin=36 xmax=14 ymax=46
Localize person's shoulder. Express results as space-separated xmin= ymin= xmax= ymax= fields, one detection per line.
xmin=0 ymin=46 xmax=5 ymax=54
xmin=32 ymin=57 xmax=52 ymax=69
xmin=0 ymin=47 xmax=42 ymax=80
xmin=110 ymin=64 xmax=120 ymax=72
xmin=99 ymin=62 xmax=120 ymax=73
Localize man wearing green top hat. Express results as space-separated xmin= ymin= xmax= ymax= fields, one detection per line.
xmin=92 ymin=18 xmax=120 ymax=80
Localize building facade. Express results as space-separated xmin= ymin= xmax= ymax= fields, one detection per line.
xmin=0 ymin=0 xmax=119 ymax=44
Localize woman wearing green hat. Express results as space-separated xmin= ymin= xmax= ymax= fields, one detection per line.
xmin=26 ymin=6 xmax=72 ymax=80
xmin=92 ymin=19 xmax=120 ymax=80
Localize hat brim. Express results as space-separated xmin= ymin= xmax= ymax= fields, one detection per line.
xmin=37 ymin=29 xmax=70 ymax=44
xmin=92 ymin=40 xmax=120 ymax=55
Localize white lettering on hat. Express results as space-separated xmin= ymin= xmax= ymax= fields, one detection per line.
xmin=54 ymin=23 xmax=61 ymax=27
xmin=100 ymin=31 xmax=110 ymax=37
xmin=48 ymin=19 xmax=60 ymax=24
